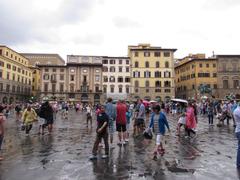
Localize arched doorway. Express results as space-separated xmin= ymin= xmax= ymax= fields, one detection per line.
xmin=9 ymin=97 xmax=14 ymax=104
xmin=94 ymin=94 xmax=100 ymax=105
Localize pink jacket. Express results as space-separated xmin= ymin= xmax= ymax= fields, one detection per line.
xmin=186 ymin=107 xmax=197 ymax=129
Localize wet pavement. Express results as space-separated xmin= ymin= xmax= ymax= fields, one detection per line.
xmin=0 ymin=110 xmax=239 ymax=180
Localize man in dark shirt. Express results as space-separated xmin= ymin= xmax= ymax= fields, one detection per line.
xmin=90 ymin=105 xmax=109 ymax=160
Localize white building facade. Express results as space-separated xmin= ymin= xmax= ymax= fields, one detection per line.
xmin=102 ymin=56 xmax=131 ymax=100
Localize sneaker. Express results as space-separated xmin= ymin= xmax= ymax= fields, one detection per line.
xmin=101 ymin=154 xmax=108 ymax=159
xmin=89 ymin=155 xmax=97 ymax=160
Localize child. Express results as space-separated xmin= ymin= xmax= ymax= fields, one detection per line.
xmin=149 ymin=105 xmax=170 ymax=160
xmin=0 ymin=105 xmax=6 ymax=160
xmin=176 ymin=113 xmax=186 ymax=136
xmin=89 ymin=106 xmax=109 ymax=160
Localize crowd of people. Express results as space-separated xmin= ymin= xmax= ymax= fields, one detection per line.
xmin=0 ymin=98 xmax=240 ymax=169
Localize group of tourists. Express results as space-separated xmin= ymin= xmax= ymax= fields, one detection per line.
xmin=0 ymin=98 xmax=240 ymax=169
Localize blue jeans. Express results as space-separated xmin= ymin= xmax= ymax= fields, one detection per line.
xmin=236 ymin=132 xmax=240 ymax=168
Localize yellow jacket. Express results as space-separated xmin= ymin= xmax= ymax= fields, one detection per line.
xmin=22 ymin=109 xmax=37 ymax=124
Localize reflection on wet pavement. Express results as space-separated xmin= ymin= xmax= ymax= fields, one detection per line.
xmin=0 ymin=111 xmax=238 ymax=180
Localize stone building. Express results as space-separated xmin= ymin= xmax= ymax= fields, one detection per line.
xmin=216 ymin=55 xmax=240 ymax=99
xmin=102 ymin=56 xmax=131 ymax=100
xmin=175 ymin=54 xmax=217 ymax=100
xmin=38 ymin=55 xmax=103 ymax=104
xmin=0 ymin=46 xmax=32 ymax=103
xmin=128 ymin=43 xmax=176 ymax=102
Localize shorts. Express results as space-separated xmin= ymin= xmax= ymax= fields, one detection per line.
xmin=156 ymin=134 xmax=164 ymax=145
xmin=38 ymin=118 xmax=46 ymax=126
xmin=134 ymin=118 xmax=145 ymax=127
xmin=108 ymin=119 xmax=115 ymax=135
xmin=46 ymin=119 xmax=54 ymax=125
xmin=116 ymin=124 xmax=126 ymax=132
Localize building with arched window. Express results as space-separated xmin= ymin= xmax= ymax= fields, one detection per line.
xmin=128 ymin=43 xmax=176 ymax=101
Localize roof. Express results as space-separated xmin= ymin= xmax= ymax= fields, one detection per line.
xmin=37 ymin=64 xmax=66 ymax=68
xmin=0 ymin=45 xmax=31 ymax=60
xmin=21 ymin=53 xmax=65 ymax=63
xmin=102 ymin=56 xmax=130 ymax=59
xmin=175 ymin=58 xmax=217 ymax=69
xmin=217 ymin=55 xmax=240 ymax=58
xmin=129 ymin=48 xmax=177 ymax=52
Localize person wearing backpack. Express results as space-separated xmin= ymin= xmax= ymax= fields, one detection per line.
xmin=39 ymin=101 xmax=54 ymax=134
xmin=0 ymin=105 xmax=6 ymax=160
xmin=149 ymin=105 xmax=170 ymax=160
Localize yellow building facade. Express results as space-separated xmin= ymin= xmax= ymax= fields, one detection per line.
xmin=175 ymin=54 xmax=217 ymax=100
xmin=128 ymin=44 xmax=176 ymax=101
xmin=0 ymin=46 xmax=32 ymax=103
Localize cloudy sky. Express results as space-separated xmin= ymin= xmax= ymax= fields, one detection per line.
xmin=1 ymin=0 xmax=240 ymax=60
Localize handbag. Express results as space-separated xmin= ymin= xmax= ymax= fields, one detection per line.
xmin=143 ymin=128 xmax=153 ymax=139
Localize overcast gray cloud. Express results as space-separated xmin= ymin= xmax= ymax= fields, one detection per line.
xmin=204 ymin=0 xmax=240 ymax=9
xmin=113 ymin=17 xmax=141 ymax=28
xmin=0 ymin=0 xmax=97 ymax=45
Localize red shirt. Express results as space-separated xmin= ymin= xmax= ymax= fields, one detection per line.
xmin=116 ymin=103 xmax=127 ymax=125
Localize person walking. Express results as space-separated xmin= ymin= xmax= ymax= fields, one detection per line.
xmin=89 ymin=105 xmax=109 ymax=160
xmin=134 ymin=99 xmax=146 ymax=136
xmin=234 ymin=103 xmax=240 ymax=168
xmin=185 ymin=102 xmax=197 ymax=138
xmin=116 ymin=100 xmax=127 ymax=145
xmin=0 ymin=105 xmax=6 ymax=160
xmin=148 ymin=105 xmax=170 ymax=159
xmin=22 ymin=105 xmax=37 ymax=135
xmin=39 ymin=101 xmax=54 ymax=134
xmin=207 ymin=102 xmax=214 ymax=126
xmin=105 ymin=98 xmax=116 ymax=149
xmin=15 ymin=104 xmax=22 ymax=121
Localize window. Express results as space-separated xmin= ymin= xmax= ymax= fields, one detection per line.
xmin=119 ymin=60 xmax=122 ymax=64
xmin=144 ymin=71 xmax=151 ymax=78
xmin=165 ymin=89 xmax=171 ymax=93
xmin=12 ymin=85 xmax=15 ymax=92
xmin=83 ymin=76 xmax=87 ymax=82
xmin=133 ymin=71 xmax=140 ymax=78
xmin=96 ymin=69 xmax=100 ymax=73
xmin=156 ymin=61 xmax=160 ymax=68
xmin=52 ymin=84 xmax=56 ymax=92
xmin=145 ymin=61 xmax=149 ymax=68
xmin=155 ymin=81 xmax=161 ymax=87
xmin=135 ymin=61 xmax=139 ymax=68
xmin=45 ymin=68 xmax=49 ymax=72
xmin=103 ymin=60 xmax=108 ymax=64
xmin=95 ymin=75 xmax=100 ymax=82
xmin=126 ymin=86 xmax=130 ymax=93
xmin=213 ymin=73 xmax=217 ymax=77
xmin=60 ymin=74 xmax=64 ymax=80
xmin=206 ymin=64 xmax=209 ymax=68
xmin=6 ymin=84 xmax=10 ymax=92
xmin=0 ymin=61 xmax=4 ymax=67
xmin=126 ymin=60 xmax=129 ymax=64
xmin=70 ymin=69 xmax=75 ymax=73
xmin=192 ymin=64 xmax=195 ymax=69
xmin=110 ymin=86 xmax=114 ymax=93
xmin=12 ymin=66 xmax=16 ymax=71
xmin=95 ymin=86 xmax=100 ymax=92
xmin=0 ymin=49 xmax=2 ymax=55
xmin=0 ymin=71 xmax=2 ymax=78
xmin=60 ymin=84 xmax=64 ymax=92
xmin=198 ymin=73 xmax=210 ymax=77
xmin=103 ymin=66 xmax=108 ymax=72
xmin=155 ymin=89 xmax=161 ymax=92
xmin=22 ymin=69 xmax=25 ymax=75
xmin=164 ymin=71 xmax=171 ymax=78
xmin=7 ymin=64 xmax=11 ymax=69
xmin=164 ymin=81 xmax=171 ymax=87
xmin=7 ymin=72 xmax=10 ymax=80
xmin=12 ymin=74 xmax=15 ymax=81
xmin=110 ymin=67 xmax=115 ymax=72
xmin=60 ymin=68 xmax=65 ymax=72
xmin=119 ymin=86 xmax=122 ymax=93
xmin=43 ymin=74 xmax=49 ymax=80
xmin=119 ymin=67 xmax=122 ymax=72
xmin=192 ymin=85 xmax=195 ymax=89
xmin=134 ymin=52 xmax=139 ymax=57
xmin=70 ymin=84 xmax=74 ymax=92
xmin=165 ymin=61 xmax=169 ymax=68
xmin=144 ymin=52 xmax=150 ymax=57
xmin=234 ymin=80 xmax=239 ymax=88
xmin=126 ymin=67 xmax=129 ymax=72
xmin=146 ymin=89 xmax=149 ymax=93
xmin=103 ymin=76 xmax=108 ymax=82
xmin=154 ymin=52 xmax=161 ymax=57
xmin=199 ymin=64 xmax=202 ymax=68
xmin=163 ymin=52 xmax=170 ymax=57
xmin=6 ymin=51 xmax=8 ymax=56
xmin=109 ymin=76 xmax=115 ymax=82
xmin=155 ymin=71 xmax=161 ymax=78
xmin=103 ymin=86 xmax=107 ymax=93
xmin=145 ymin=80 xmax=150 ymax=87
xmin=53 ymin=68 xmax=56 ymax=72
xmin=125 ymin=77 xmax=130 ymax=82
xmin=110 ymin=60 xmax=115 ymax=64
xmin=118 ymin=77 xmax=123 ymax=82
xmin=0 ymin=83 xmax=3 ymax=91
xmin=214 ymin=84 xmax=217 ymax=89
xmin=70 ymin=75 xmax=74 ymax=81
xmin=213 ymin=64 xmax=216 ymax=68
xmin=223 ymin=80 xmax=229 ymax=89
xmin=18 ymin=68 xmax=21 ymax=73
xmin=44 ymin=83 xmax=48 ymax=92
